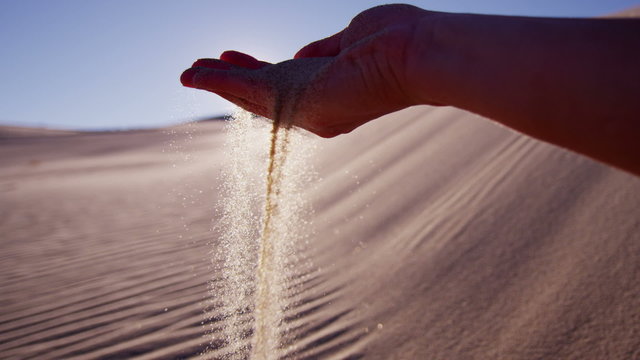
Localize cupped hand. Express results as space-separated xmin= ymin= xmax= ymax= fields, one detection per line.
xmin=181 ymin=4 xmax=436 ymax=137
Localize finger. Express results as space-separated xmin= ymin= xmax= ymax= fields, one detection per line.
xmin=192 ymin=58 xmax=234 ymax=70
xmin=294 ymin=31 xmax=344 ymax=58
xmin=220 ymin=50 xmax=270 ymax=69
xmin=180 ymin=67 xmax=200 ymax=88
xmin=181 ymin=67 xmax=255 ymax=95
xmin=192 ymin=58 xmax=264 ymax=73
xmin=180 ymin=67 xmax=271 ymax=110
xmin=181 ymin=64 xmax=270 ymax=116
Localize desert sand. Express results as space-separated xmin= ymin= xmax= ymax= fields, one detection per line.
xmin=1 ymin=103 xmax=639 ymax=359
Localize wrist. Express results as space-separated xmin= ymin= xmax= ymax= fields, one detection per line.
xmin=403 ymin=12 xmax=468 ymax=107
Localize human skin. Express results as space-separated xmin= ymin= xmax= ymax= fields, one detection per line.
xmin=180 ymin=4 xmax=640 ymax=176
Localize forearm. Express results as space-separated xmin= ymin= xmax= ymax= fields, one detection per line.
xmin=413 ymin=13 xmax=640 ymax=175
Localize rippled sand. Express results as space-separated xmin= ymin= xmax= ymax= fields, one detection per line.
xmin=2 ymin=105 xmax=639 ymax=359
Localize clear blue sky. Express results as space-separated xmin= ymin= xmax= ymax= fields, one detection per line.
xmin=0 ymin=0 xmax=637 ymax=130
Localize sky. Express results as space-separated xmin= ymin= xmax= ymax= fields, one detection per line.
xmin=0 ymin=0 xmax=638 ymax=130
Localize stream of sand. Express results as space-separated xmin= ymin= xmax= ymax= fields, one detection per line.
xmin=210 ymin=109 xmax=315 ymax=359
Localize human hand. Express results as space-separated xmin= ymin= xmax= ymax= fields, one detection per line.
xmin=181 ymin=4 xmax=438 ymax=137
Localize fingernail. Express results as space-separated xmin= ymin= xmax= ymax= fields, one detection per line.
xmin=180 ymin=68 xmax=199 ymax=88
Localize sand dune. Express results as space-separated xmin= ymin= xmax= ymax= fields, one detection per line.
xmin=1 ymin=104 xmax=639 ymax=359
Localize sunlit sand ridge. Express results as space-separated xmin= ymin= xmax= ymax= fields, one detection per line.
xmin=210 ymin=109 xmax=316 ymax=359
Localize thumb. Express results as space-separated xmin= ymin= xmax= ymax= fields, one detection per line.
xmin=294 ymin=31 xmax=344 ymax=58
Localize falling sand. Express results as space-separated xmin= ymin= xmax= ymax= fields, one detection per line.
xmin=210 ymin=108 xmax=316 ymax=359
xmin=210 ymin=57 xmax=331 ymax=359
xmin=254 ymin=117 xmax=291 ymax=358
